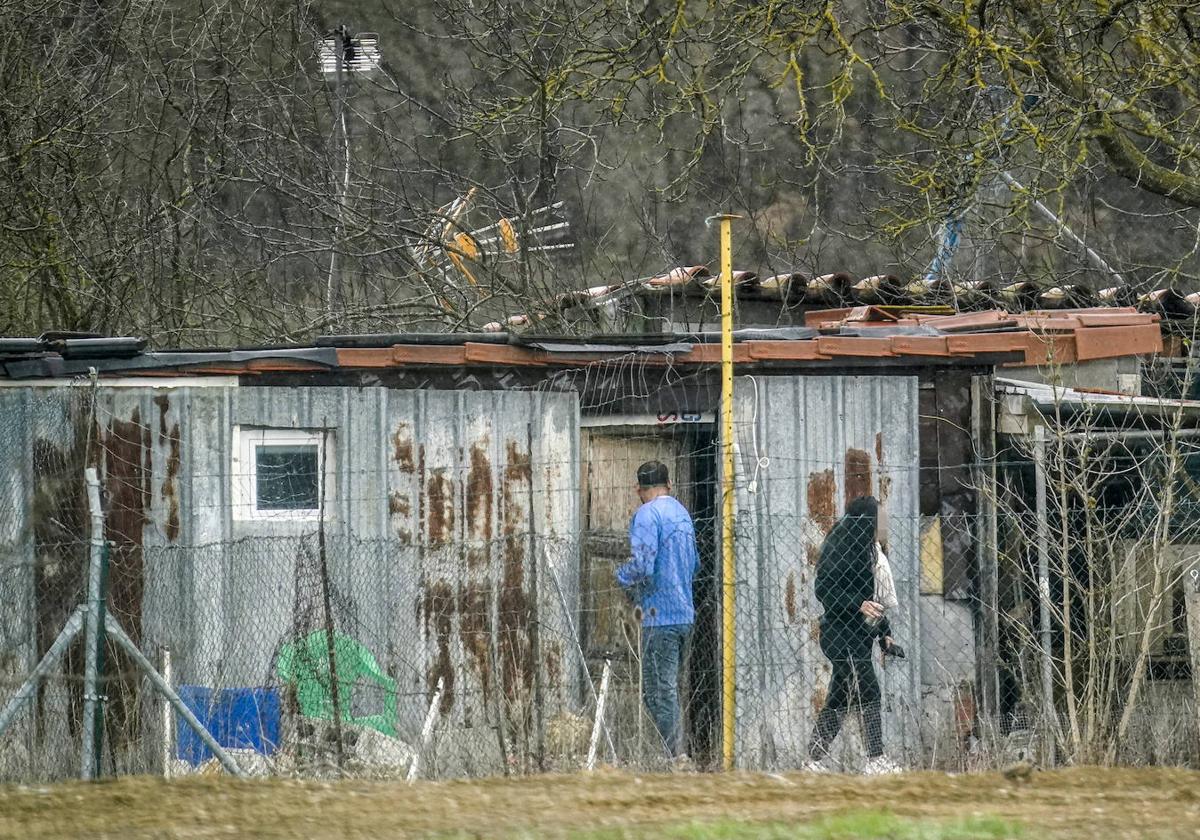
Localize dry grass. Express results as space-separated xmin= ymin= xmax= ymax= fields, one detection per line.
xmin=0 ymin=767 xmax=1197 ymax=839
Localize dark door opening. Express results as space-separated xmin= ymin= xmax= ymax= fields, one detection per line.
xmin=578 ymin=423 xmax=719 ymax=766
xmin=683 ymin=425 xmax=719 ymax=766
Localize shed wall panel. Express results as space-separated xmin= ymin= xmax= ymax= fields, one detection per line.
xmin=729 ymin=375 xmax=920 ymax=769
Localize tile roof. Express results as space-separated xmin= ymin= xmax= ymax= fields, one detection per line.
xmin=479 ymin=266 xmax=1200 ymax=333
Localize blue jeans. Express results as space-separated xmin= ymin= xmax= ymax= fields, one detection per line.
xmin=641 ymin=624 xmax=692 ymax=757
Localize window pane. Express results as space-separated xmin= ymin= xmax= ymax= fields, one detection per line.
xmin=256 ymin=445 xmax=320 ymax=510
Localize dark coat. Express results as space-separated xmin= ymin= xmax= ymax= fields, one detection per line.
xmin=814 ymin=541 xmax=890 ymax=659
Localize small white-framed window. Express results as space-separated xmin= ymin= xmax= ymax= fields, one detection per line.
xmin=232 ymin=427 xmax=334 ymax=521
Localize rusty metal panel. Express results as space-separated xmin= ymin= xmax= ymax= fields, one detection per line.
xmin=385 ymin=389 xmax=581 ymax=767
xmin=149 ymin=385 xmax=582 ymax=763
xmin=729 ymin=374 xmax=920 ymax=769
xmin=0 ymin=383 xmax=580 ymax=777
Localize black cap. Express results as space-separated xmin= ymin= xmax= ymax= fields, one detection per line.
xmin=637 ymin=460 xmax=669 ymax=488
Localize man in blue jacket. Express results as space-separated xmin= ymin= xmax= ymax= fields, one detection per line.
xmin=616 ymin=460 xmax=699 ymax=760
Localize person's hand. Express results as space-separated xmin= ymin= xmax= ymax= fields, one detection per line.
xmin=860 ymin=600 xmax=884 ymax=620
xmin=882 ymin=636 xmax=894 ymax=652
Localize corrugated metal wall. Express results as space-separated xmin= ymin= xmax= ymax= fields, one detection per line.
xmin=729 ymin=374 xmax=921 ymax=769
xmin=0 ymin=384 xmax=581 ymax=769
xmin=2 ymin=374 xmax=924 ymax=774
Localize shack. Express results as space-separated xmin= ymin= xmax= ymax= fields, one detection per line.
xmin=0 ymin=287 xmax=1174 ymax=778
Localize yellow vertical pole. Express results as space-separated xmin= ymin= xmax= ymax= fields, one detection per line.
xmin=718 ymin=214 xmax=738 ymax=771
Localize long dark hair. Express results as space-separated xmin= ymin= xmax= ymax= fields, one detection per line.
xmin=814 ymin=495 xmax=879 ymax=611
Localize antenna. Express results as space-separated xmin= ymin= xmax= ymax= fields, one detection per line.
xmin=319 ymin=28 xmax=382 ymax=77
xmin=414 ymin=196 xmax=576 ymax=287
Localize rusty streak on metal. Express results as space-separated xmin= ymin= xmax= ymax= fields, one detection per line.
xmin=392 ymin=425 xmax=416 ymax=473
xmin=458 ymin=582 xmax=492 ymax=706
xmin=806 ymin=469 xmax=835 ymax=534
xmin=467 ymin=442 xmax=494 ymax=540
xmin=426 ymin=469 xmax=454 ymax=546
xmin=155 ymin=395 xmax=182 ymax=543
xmin=785 ymin=572 xmax=797 ymax=624
xmin=422 ymin=580 xmax=456 ymax=715
xmin=844 ymin=448 xmax=873 ymax=505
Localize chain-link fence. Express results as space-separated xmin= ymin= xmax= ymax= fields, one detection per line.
xmin=2 ymin=379 xmax=1199 ymax=782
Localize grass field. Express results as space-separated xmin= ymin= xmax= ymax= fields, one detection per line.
xmin=1 ymin=767 xmax=1197 ymax=839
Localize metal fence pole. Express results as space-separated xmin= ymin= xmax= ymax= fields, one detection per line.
xmin=0 ymin=607 xmax=86 ymax=739
xmin=103 ymin=614 xmax=245 ymax=778
xmin=81 ymin=467 xmax=105 ymax=780
xmin=316 ymin=426 xmax=345 ymax=768
xmin=1033 ymin=425 xmax=1055 ymax=765
xmin=717 ymin=213 xmax=740 ymax=771
xmin=161 ymin=647 xmax=173 ymax=779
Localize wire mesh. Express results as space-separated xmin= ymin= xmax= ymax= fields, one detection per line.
xmin=1 ymin=371 xmax=1199 ymax=782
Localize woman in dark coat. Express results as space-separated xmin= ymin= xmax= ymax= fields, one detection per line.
xmin=806 ymin=495 xmax=902 ymax=774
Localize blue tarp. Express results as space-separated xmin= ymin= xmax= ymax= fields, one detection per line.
xmin=176 ymin=686 xmax=281 ymax=766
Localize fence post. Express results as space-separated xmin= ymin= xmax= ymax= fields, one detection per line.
xmin=527 ymin=422 xmax=545 ymax=772
xmin=81 ymin=467 xmax=107 ymax=780
xmin=586 ymin=658 xmax=612 ymax=771
xmin=715 ymin=212 xmax=740 ymax=771
xmin=1033 ymin=425 xmax=1055 ymax=766
xmin=0 ymin=607 xmax=86 ymax=739
xmin=408 ymin=676 xmax=444 ymax=783
xmin=316 ymin=426 xmax=345 ymax=768
xmin=161 ymin=647 xmax=173 ymax=779
xmin=103 ymin=614 xmax=245 ymax=778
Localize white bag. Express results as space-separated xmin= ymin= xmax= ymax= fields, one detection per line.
xmin=874 ymin=542 xmax=899 ymax=611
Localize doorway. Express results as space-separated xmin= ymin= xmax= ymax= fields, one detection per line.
xmin=578 ymin=421 xmax=718 ymax=765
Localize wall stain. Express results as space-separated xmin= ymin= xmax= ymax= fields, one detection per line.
xmin=467 ymin=443 xmax=494 ymax=540
xmin=415 ymin=445 xmax=426 ymax=545
xmin=807 ymin=470 xmax=836 ymax=534
xmin=499 ymin=442 xmax=533 ymax=709
xmin=806 ymin=543 xmax=821 ymax=568
xmin=499 ymin=535 xmax=531 ymax=705
xmin=388 ymin=491 xmax=411 ymax=517
xmin=545 ymin=641 xmax=562 ymax=692
xmin=505 ymin=440 xmax=532 ymax=482
xmin=31 ymin=426 xmax=90 ymax=738
xmin=163 ymin=421 xmax=181 ymax=543
xmin=421 ymin=580 xmax=456 ymax=715
xmin=105 ymin=408 xmax=150 ymax=646
xmin=785 ymin=572 xmax=797 ymax=624
xmin=875 ymin=431 xmax=884 ymax=464
xmin=844 ymin=448 xmax=872 ymax=505
xmin=426 ymin=469 xmax=454 ymax=546
xmin=393 ymin=425 xmax=415 ymax=473
xmin=458 ymin=583 xmax=492 ymax=706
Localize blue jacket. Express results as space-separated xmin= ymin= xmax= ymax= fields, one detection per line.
xmin=616 ymin=495 xmax=699 ymax=627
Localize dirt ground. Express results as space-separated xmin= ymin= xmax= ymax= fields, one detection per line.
xmin=2 ymin=767 xmax=1200 ymax=839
